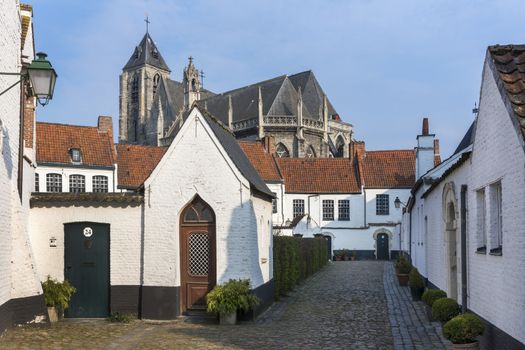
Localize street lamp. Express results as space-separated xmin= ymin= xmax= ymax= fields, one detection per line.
xmin=394 ymin=196 xmax=406 ymax=209
xmin=0 ymin=52 xmax=58 ymax=106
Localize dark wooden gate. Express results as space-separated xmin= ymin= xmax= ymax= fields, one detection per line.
xmin=180 ymin=196 xmax=216 ymax=314
xmin=376 ymin=233 xmax=389 ymax=260
xmin=64 ymin=222 xmax=109 ymax=317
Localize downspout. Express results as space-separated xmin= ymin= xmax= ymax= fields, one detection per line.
xmin=280 ymin=183 xmax=285 ymax=225
xmin=308 ymin=194 xmax=319 ymax=230
xmin=460 ymin=185 xmax=468 ymax=313
xmin=409 ymin=210 xmax=412 ymax=258
xmin=363 ymin=186 xmax=367 ymax=227
xmin=17 ymin=76 xmax=26 ymax=202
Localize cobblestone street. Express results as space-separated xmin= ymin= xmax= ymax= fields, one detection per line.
xmin=0 ymin=262 xmax=451 ymax=349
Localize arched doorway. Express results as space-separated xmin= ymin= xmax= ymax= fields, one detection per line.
xmin=180 ymin=196 xmax=216 ymax=314
xmin=446 ymin=202 xmax=458 ymax=301
xmin=376 ymin=233 xmax=389 ymax=260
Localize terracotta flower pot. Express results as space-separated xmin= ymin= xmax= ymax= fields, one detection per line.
xmin=396 ymin=273 xmax=409 ymax=286
xmin=452 ymin=341 xmax=479 ymax=350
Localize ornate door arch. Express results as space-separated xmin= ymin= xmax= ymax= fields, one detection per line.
xmin=180 ymin=196 xmax=216 ymax=314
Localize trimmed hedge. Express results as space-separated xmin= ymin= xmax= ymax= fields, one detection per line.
xmin=422 ymin=289 xmax=447 ymax=307
xmin=273 ymin=236 xmax=328 ymax=299
xmin=432 ymin=297 xmax=460 ymax=323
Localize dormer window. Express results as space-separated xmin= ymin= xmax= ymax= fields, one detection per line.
xmin=70 ymin=148 xmax=81 ymax=163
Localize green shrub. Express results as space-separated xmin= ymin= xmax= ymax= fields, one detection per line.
xmin=422 ymin=289 xmax=447 ymax=307
xmin=443 ymin=313 xmax=485 ymax=344
xmin=41 ymin=276 xmax=76 ymax=309
xmin=206 ymin=279 xmax=260 ymax=316
xmin=408 ymin=268 xmax=425 ymax=289
xmin=395 ymin=256 xmax=411 ymax=274
xmin=273 ymin=236 xmax=328 ymax=299
xmin=432 ymin=298 xmax=460 ymax=323
xmin=107 ymin=312 xmax=135 ymax=323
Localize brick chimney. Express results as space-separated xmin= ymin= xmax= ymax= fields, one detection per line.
xmin=434 ymin=139 xmax=441 ymax=165
xmin=416 ymin=117 xmax=435 ymax=179
xmin=98 ymin=116 xmax=113 ymax=134
xmin=263 ymin=135 xmax=276 ymax=154
xmin=422 ymin=117 xmax=429 ymax=135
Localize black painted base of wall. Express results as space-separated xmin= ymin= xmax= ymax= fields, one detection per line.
xmin=0 ymin=294 xmax=46 ymax=333
xmin=332 ymin=250 xmax=402 ymax=261
xmin=110 ymin=285 xmax=141 ymax=316
xmin=238 ymin=279 xmax=274 ymax=321
xmin=473 ymin=311 xmax=525 ymax=350
xmin=140 ymin=286 xmax=180 ymax=320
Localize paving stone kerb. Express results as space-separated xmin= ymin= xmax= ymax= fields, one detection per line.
xmin=384 ymin=262 xmax=452 ymax=350
xmin=1 ymin=261 xmax=450 ymax=349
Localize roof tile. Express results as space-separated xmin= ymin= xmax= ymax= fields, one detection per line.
xmin=238 ymin=141 xmax=282 ymax=182
xmin=363 ymin=150 xmax=416 ymax=188
xmin=116 ymin=144 xmax=167 ymax=189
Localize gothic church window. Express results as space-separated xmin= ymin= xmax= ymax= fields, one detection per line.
xmin=153 ymin=74 xmax=160 ymax=94
xmin=335 ymin=135 xmax=345 ymax=158
xmin=276 ymin=143 xmax=290 ymax=158
xmin=306 ymin=145 xmax=316 ymax=158
xmin=131 ymin=75 xmax=139 ymax=103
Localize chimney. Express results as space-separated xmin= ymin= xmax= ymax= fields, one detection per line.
xmin=422 ymin=117 xmax=429 ymax=135
xmin=434 ymin=139 xmax=441 ymax=165
xmin=354 ymin=141 xmax=365 ymax=163
xmin=98 ymin=116 xmax=113 ymax=134
xmin=263 ymin=135 xmax=276 ymax=154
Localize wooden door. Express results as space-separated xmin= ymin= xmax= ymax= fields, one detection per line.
xmin=180 ymin=197 xmax=216 ymax=314
xmin=64 ymin=222 xmax=109 ymax=318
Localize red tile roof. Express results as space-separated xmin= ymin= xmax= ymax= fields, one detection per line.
xmin=116 ymin=144 xmax=167 ymax=189
xmin=363 ymin=150 xmax=416 ymax=188
xmin=36 ymin=122 xmax=115 ymax=167
xmin=276 ymin=158 xmax=361 ymax=193
xmin=238 ymin=141 xmax=282 ymax=182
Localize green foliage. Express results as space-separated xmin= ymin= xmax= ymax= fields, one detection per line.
xmin=206 ymin=279 xmax=260 ymax=316
xmin=408 ymin=268 xmax=425 ymax=289
xmin=432 ymin=298 xmax=460 ymax=323
xmin=273 ymin=236 xmax=328 ymax=299
xmin=422 ymin=289 xmax=447 ymax=307
xmin=107 ymin=312 xmax=135 ymax=323
xmin=395 ymin=255 xmax=411 ymax=274
xmin=443 ymin=313 xmax=485 ymax=344
xmin=41 ymin=276 xmax=76 ymax=309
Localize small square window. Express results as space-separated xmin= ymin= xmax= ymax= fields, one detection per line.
xmin=323 ymin=200 xmax=334 ymax=221
xmin=376 ymin=194 xmax=389 ymax=215
xmin=70 ymin=148 xmax=81 ymax=163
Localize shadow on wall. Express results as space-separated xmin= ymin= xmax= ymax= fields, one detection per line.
xmin=1 ymin=126 xmax=14 ymax=179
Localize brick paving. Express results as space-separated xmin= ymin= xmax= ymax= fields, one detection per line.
xmin=0 ymin=261 xmax=451 ymax=349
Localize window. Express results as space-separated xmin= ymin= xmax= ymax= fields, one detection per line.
xmin=323 ymin=200 xmax=334 ymax=220
xmin=276 ymin=143 xmax=290 ymax=158
xmin=46 ymin=173 xmax=62 ymax=192
xmin=338 ymin=200 xmax=350 ymax=221
xmin=153 ymin=73 xmax=160 ymax=94
xmin=70 ymin=148 xmax=81 ymax=163
xmin=293 ymin=199 xmax=304 ymax=218
xmin=34 ymin=173 xmax=39 ymax=192
xmin=272 ymin=193 xmax=278 ymax=214
xmin=69 ymin=174 xmax=85 ymax=193
xmin=335 ymin=135 xmax=345 ymax=158
xmin=306 ymin=145 xmax=316 ymax=158
xmin=376 ymin=194 xmax=389 ymax=215
xmin=489 ymin=182 xmax=502 ymax=255
xmin=131 ymin=75 xmax=139 ymax=103
xmin=93 ymin=175 xmax=108 ymax=193
xmin=476 ymin=189 xmax=486 ymax=253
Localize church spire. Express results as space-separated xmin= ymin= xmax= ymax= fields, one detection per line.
xmin=123 ymin=32 xmax=170 ymax=72
xmin=183 ymin=56 xmax=201 ymax=108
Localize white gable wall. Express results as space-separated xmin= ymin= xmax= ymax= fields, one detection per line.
xmin=143 ymin=109 xmax=271 ymax=289
xmin=468 ymin=59 xmax=525 ymax=344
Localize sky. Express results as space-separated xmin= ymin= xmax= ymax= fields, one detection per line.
xmin=30 ymin=0 xmax=525 ymax=158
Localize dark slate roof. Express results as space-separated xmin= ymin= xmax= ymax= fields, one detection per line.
xmin=288 ymin=71 xmax=338 ymax=118
xmin=123 ymin=33 xmax=170 ymax=71
xmin=199 ymin=108 xmax=275 ymax=199
xmin=488 ymin=45 xmax=525 ymax=141
xmin=421 ymin=151 xmax=471 ymax=199
xmin=453 ymin=120 xmax=476 ymax=155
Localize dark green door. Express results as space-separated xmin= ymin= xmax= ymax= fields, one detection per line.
xmin=64 ymin=222 xmax=109 ymax=318
xmin=377 ymin=233 xmax=389 ymax=260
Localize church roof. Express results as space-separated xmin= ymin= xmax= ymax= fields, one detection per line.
xmin=116 ymin=144 xmax=167 ymax=190
xmin=362 ymin=150 xmax=416 ymax=188
xmin=238 ymin=141 xmax=282 ymax=182
xmin=123 ymin=33 xmax=170 ymax=71
xmin=288 ymin=71 xmax=338 ymax=118
xmin=453 ymin=120 xmax=476 ymax=155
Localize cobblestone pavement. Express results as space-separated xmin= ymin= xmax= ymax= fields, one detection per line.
xmin=0 ymin=261 xmax=450 ymax=349
xmin=384 ymin=263 xmax=452 ymax=350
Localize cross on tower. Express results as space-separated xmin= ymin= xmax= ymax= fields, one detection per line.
xmin=144 ymin=15 xmax=150 ymax=33
xmin=200 ymin=70 xmax=205 ymax=88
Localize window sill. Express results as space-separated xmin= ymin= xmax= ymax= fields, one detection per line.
xmin=475 ymin=246 xmax=486 ymax=254
xmin=489 ymin=246 xmax=503 ymax=256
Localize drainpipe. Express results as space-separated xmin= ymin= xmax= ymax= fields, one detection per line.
xmin=307 ymin=194 xmax=319 ymax=230
xmin=460 ymin=185 xmax=468 ymax=313
xmin=409 ymin=210 xmax=412 ymax=259
xmin=363 ymin=187 xmax=367 ymax=227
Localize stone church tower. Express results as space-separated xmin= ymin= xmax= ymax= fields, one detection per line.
xmin=119 ymin=32 xmax=170 ymax=144
xmin=183 ymin=56 xmax=201 ymax=109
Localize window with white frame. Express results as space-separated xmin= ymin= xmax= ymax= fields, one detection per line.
xmin=34 ymin=173 xmax=39 ymax=192
xmin=69 ymin=174 xmax=85 ymax=193
xmin=93 ymin=175 xmax=108 ymax=193
xmin=338 ymin=200 xmax=350 ymax=221
xmin=323 ymin=200 xmax=334 ymax=220
xmin=46 ymin=173 xmax=62 ymax=192
xmin=293 ymin=199 xmax=304 ymax=218
xmin=489 ymin=182 xmax=502 ymax=255
xmin=70 ymin=148 xmax=81 ymax=163
xmin=376 ymin=194 xmax=389 ymax=215
xmin=476 ymin=188 xmax=486 ymax=253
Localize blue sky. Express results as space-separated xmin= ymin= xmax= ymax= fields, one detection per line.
xmin=30 ymin=0 xmax=525 ymax=157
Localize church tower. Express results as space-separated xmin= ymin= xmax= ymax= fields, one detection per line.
xmin=183 ymin=56 xmax=201 ymax=109
xmin=119 ymin=32 xmax=170 ymax=144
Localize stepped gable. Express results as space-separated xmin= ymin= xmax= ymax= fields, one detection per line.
xmin=488 ymin=45 xmax=525 ymax=140
xmin=363 ymin=150 xmax=416 ymax=188
xmin=36 ymin=122 xmax=114 ymax=167
xmin=116 ymin=144 xmax=167 ymax=190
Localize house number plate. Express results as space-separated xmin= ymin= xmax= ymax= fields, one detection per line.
xmin=83 ymin=227 xmax=93 ymax=237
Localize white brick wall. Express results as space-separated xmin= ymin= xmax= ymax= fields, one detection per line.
xmin=467 ymin=58 xmax=525 ymax=345
xmin=143 ymin=109 xmax=272 ymax=289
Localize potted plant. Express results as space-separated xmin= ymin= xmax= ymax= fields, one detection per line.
xmin=351 ymin=250 xmax=358 ymax=261
xmin=432 ymin=297 xmax=460 ymax=324
xmin=422 ymin=289 xmax=447 ymax=321
xmin=443 ymin=313 xmax=485 ymax=349
xmin=395 ymin=256 xmax=411 ymax=286
xmin=41 ymin=276 xmax=76 ymax=323
xmin=206 ymin=279 xmax=260 ymax=325
xmin=342 ymin=249 xmax=350 ymax=261
xmin=334 ymin=250 xmax=343 ymax=261
xmin=408 ymin=268 xmax=425 ymax=301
